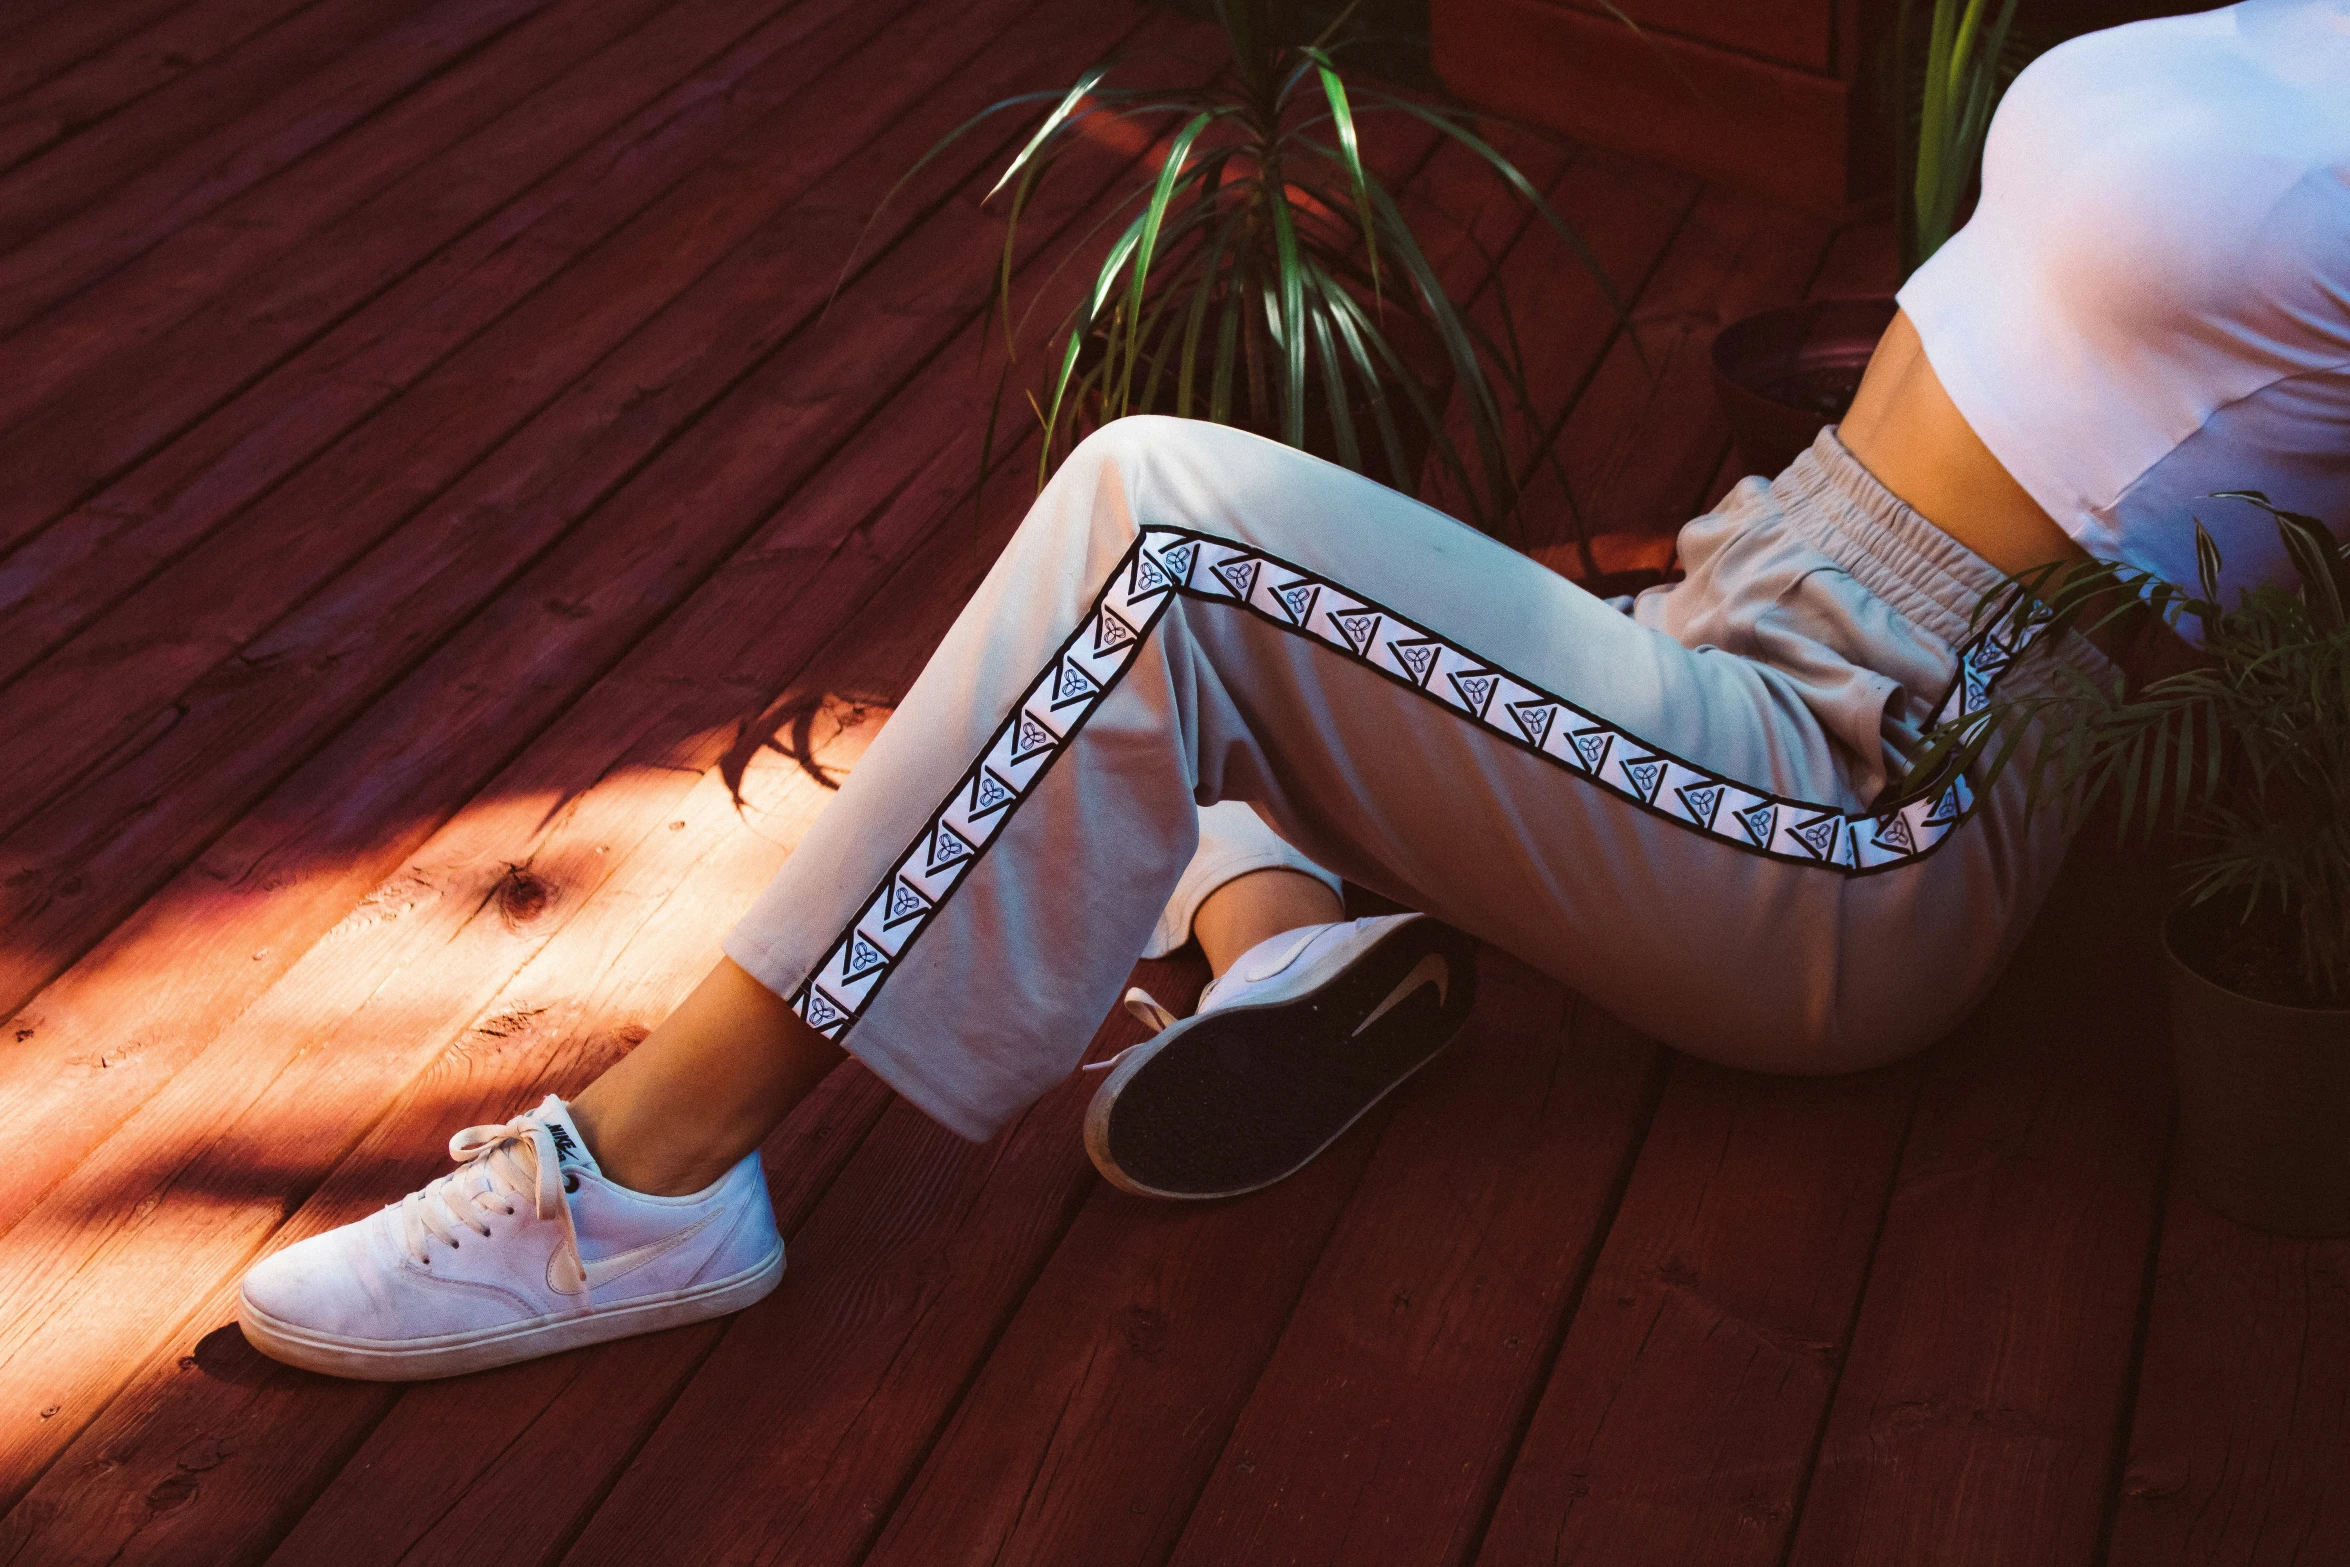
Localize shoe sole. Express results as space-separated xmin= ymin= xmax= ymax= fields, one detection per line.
xmin=237 ymin=1245 xmax=784 ymax=1382
xmin=1084 ymin=916 xmax=1478 ymax=1200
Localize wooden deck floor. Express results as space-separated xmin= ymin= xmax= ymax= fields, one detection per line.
xmin=0 ymin=0 xmax=2340 ymax=1561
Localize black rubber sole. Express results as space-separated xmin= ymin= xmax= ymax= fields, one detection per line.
xmin=1084 ymin=916 xmax=1479 ymax=1200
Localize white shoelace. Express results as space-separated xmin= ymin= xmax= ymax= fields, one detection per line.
xmin=397 ymin=1112 xmax=582 ymax=1287
xmin=1079 ymin=988 xmax=1183 ymax=1074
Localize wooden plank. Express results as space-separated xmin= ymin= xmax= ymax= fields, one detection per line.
xmin=552 ymin=1063 xmax=1104 ymax=1566
xmin=258 ymin=1070 xmax=898 ymax=1567
xmin=1435 ymin=0 xmax=1865 ymax=212
xmin=259 ymin=79 xmax=1399 ymax=1560
xmin=244 ymin=471 xmax=1111 ymax=1567
xmin=0 ymin=0 xmax=927 ymax=684
xmin=1705 ymin=213 xmax=1897 ymax=494
xmin=0 ymin=0 xmax=840 ymax=558
xmin=1549 ymin=0 xmax=1837 ymax=75
xmin=0 ymin=0 xmax=492 ymax=264
xmin=0 ymin=0 xmax=1119 ymax=1007
xmin=1514 ymin=185 xmax=1829 ymax=578
xmin=0 ymin=264 xmax=1078 ymax=1560
xmin=1781 ymin=832 xmax=2174 ymax=1565
xmin=0 ymin=8 xmax=1145 ymax=1336
xmin=1123 ymin=974 xmax=1654 ymax=1567
xmin=0 ymin=744 xmax=901 ymax=1563
xmin=1473 ymin=1055 xmax=1915 ymax=1564
xmin=0 ymin=9 xmax=1177 ymax=1513
xmin=293 ymin=1040 xmax=1162 ymax=1567
xmin=0 ymin=0 xmax=728 ymax=804
xmin=0 ymin=17 xmax=1231 ymax=1543
xmin=0 ymin=0 xmax=217 ymax=108
xmin=0 ymin=0 xmax=633 ymax=448
xmin=1400 ymin=146 xmax=1701 ymax=540
xmin=0 ymin=0 xmax=1147 ymax=1256
xmin=1557 ymin=184 xmax=1832 ymax=534
xmin=0 ymin=760 xmax=774 ymax=1510
xmin=2104 ymin=1181 xmax=2350 ymax=1560
xmin=1697 ymin=444 xmax=1748 ymax=516
xmin=1805 ymin=215 xmax=1899 ymax=300
xmin=240 ymin=392 xmax=1180 ymax=1567
xmin=1416 ymin=145 xmax=1697 ymax=556
xmin=858 ymin=997 xmax=1397 ymax=1567
xmin=0 ymin=0 xmax=323 ymax=177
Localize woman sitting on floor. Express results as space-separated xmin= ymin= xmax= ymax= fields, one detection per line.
xmin=236 ymin=0 xmax=2349 ymax=1380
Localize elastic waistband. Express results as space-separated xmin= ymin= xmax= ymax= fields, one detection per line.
xmin=1771 ymin=427 xmax=2120 ymax=690
xmin=1768 ymin=427 xmax=2026 ymax=655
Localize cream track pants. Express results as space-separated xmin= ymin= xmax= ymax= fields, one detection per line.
xmin=724 ymin=418 xmax=2109 ymax=1140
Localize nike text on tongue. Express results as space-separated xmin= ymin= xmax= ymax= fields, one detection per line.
xmin=534 ymin=1098 xmax=600 ymax=1174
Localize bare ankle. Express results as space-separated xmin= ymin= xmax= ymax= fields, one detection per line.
xmin=565 ymin=1096 xmax=733 ymax=1197
xmin=561 ymin=957 xmax=846 ymax=1196
xmin=1194 ymin=868 xmax=1345 ymax=977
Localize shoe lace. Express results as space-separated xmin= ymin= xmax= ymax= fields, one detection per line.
xmin=397 ymin=1112 xmax=579 ymax=1282
xmin=1079 ymin=988 xmax=1183 ymax=1074
xmin=1081 ymin=922 xmax=1359 ymax=1076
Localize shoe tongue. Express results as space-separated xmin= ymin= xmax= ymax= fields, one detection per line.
xmin=531 ymin=1095 xmax=603 ymax=1180
xmin=1199 ymin=921 xmax=1344 ymax=1013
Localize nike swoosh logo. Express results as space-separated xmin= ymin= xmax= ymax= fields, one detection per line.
xmin=1353 ymin=952 xmax=1450 ymax=1038
xmin=549 ymin=1210 xmax=721 ymax=1296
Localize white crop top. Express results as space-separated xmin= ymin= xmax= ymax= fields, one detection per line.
xmin=1896 ymin=0 xmax=2350 ymax=626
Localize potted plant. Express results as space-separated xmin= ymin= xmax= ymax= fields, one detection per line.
xmin=915 ymin=0 xmax=1618 ymax=544
xmin=1913 ymin=495 xmax=2350 ymax=1235
xmin=1709 ymin=0 xmax=2023 ymax=479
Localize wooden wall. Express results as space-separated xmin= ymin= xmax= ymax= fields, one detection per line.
xmin=1431 ymin=0 xmax=2209 ymax=215
xmin=1432 ymin=0 xmax=1888 ymax=213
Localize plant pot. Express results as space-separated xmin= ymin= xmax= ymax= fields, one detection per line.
xmin=1709 ymin=295 xmax=1899 ymax=481
xmin=2163 ymin=903 xmax=2350 ymax=1237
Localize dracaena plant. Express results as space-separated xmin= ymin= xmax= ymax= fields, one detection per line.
xmin=1895 ymin=0 xmax=2025 ymax=276
xmin=919 ymin=0 xmax=1616 ymax=542
xmin=1907 ymin=495 xmax=2350 ymax=1004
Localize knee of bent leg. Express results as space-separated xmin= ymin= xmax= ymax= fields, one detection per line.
xmin=1061 ymin=414 xmax=1222 ymax=489
xmin=1039 ymin=418 xmax=1168 ymax=535
xmin=1038 ymin=416 xmax=1250 ymax=555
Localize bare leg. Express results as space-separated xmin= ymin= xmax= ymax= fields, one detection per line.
xmin=1191 ymin=867 xmax=1344 ymax=976
xmin=569 ymin=868 xmax=1342 ymax=1194
xmin=569 ymin=958 xmax=844 ymax=1196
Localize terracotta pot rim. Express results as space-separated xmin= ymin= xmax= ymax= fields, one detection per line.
xmin=2161 ymin=901 xmax=2350 ymax=1022
xmin=1708 ymin=295 xmax=1899 ymax=481
xmin=1708 ymin=294 xmax=1900 ymax=388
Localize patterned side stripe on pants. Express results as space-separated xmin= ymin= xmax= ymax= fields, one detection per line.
xmin=790 ymin=527 xmax=2043 ymax=1039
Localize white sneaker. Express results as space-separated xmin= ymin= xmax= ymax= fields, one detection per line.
xmin=239 ymin=1095 xmax=783 ymax=1381
xmin=1082 ymin=913 xmax=1478 ymax=1200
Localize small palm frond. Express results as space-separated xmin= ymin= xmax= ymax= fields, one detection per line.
xmin=1896 ymin=0 xmax=2026 ymax=276
xmin=910 ymin=0 xmax=1621 ymax=539
xmin=1901 ymin=503 xmax=2350 ymax=997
